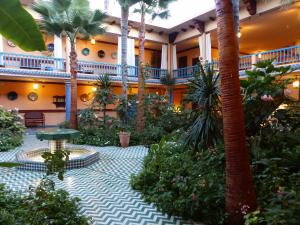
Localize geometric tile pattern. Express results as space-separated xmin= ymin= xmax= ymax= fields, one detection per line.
xmin=0 ymin=135 xmax=201 ymax=225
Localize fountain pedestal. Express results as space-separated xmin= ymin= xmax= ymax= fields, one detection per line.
xmin=16 ymin=128 xmax=100 ymax=171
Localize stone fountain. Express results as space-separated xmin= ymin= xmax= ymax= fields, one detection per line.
xmin=16 ymin=128 xmax=99 ymax=171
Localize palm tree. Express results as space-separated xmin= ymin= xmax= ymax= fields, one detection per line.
xmin=215 ymin=0 xmax=257 ymax=224
xmin=117 ymin=0 xmax=139 ymax=113
xmin=135 ymin=0 xmax=176 ymax=132
xmin=33 ymin=0 xmax=106 ymax=129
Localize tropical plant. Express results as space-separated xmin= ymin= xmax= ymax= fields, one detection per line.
xmin=160 ymin=73 xmax=176 ymax=104
xmin=33 ymin=0 xmax=106 ymax=129
xmin=241 ymin=60 xmax=292 ymax=136
xmin=117 ymin=0 xmax=139 ymax=111
xmin=0 ymin=178 xmax=90 ymax=225
xmin=0 ymin=107 xmax=25 ymax=152
xmin=93 ymin=74 xmax=116 ymax=126
xmin=0 ymin=0 xmax=45 ymax=51
xmin=184 ymin=63 xmax=221 ymax=151
xmin=215 ymin=0 xmax=257 ymax=224
xmin=134 ymin=0 xmax=176 ymax=132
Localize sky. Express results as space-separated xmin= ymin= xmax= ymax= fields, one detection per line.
xmin=90 ymin=0 xmax=216 ymax=29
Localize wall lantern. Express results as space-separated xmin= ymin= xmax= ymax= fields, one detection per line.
xmin=292 ymin=80 xmax=299 ymax=88
xmin=258 ymin=53 xmax=262 ymax=59
xmin=33 ymin=83 xmax=39 ymax=90
xmin=92 ymin=87 xmax=97 ymax=92
xmin=91 ymin=39 xmax=96 ymax=45
xmin=237 ymin=31 xmax=242 ymax=38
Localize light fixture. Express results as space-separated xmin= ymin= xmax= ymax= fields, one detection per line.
xmin=237 ymin=31 xmax=242 ymax=38
xmin=91 ymin=39 xmax=96 ymax=45
xmin=292 ymin=80 xmax=299 ymax=88
xmin=33 ymin=83 xmax=39 ymax=90
xmin=92 ymin=87 xmax=97 ymax=92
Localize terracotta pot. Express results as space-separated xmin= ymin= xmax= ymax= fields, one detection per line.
xmin=119 ymin=131 xmax=131 ymax=148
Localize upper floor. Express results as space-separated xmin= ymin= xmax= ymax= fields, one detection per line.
xmin=0 ymin=0 xmax=299 ymax=84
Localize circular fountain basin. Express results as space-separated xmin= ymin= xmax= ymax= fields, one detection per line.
xmin=16 ymin=147 xmax=100 ymax=171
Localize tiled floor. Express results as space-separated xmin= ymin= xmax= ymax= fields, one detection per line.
xmin=0 ymin=135 xmax=199 ymax=225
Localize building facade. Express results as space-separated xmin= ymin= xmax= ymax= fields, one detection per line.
xmin=0 ymin=0 xmax=299 ymax=126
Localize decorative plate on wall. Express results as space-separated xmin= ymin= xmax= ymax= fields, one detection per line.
xmin=82 ymin=48 xmax=90 ymax=56
xmin=47 ymin=43 xmax=54 ymax=52
xmin=7 ymin=40 xmax=16 ymax=47
xmin=111 ymin=52 xmax=117 ymax=59
xmin=80 ymin=93 xmax=89 ymax=102
xmin=27 ymin=92 xmax=38 ymax=101
xmin=7 ymin=91 xmax=18 ymax=101
xmin=97 ymin=50 xmax=105 ymax=58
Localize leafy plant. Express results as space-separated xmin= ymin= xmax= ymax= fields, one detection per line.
xmin=184 ymin=63 xmax=222 ymax=151
xmin=241 ymin=60 xmax=293 ymax=136
xmin=93 ymin=74 xmax=116 ymax=126
xmin=0 ymin=107 xmax=25 ymax=152
xmin=0 ymin=0 xmax=45 ymax=51
xmin=131 ymin=138 xmax=226 ymax=225
xmin=0 ymin=178 xmax=90 ymax=225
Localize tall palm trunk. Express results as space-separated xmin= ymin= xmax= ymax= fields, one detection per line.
xmin=215 ymin=0 xmax=256 ymax=224
xmin=121 ymin=6 xmax=129 ymax=107
xmin=69 ymin=43 xmax=78 ymax=129
xmin=136 ymin=5 xmax=145 ymax=132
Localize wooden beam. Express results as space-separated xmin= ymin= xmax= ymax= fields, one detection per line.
xmin=193 ymin=19 xmax=205 ymax=35
xmin=243 ymin=0 xmax=257 ymax=15
xmin=169 ymin=32 xmax=179 ymax=44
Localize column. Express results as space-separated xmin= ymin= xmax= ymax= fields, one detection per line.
xmin=251 ymin=54 xmax=257 ymax=69
xmin=161 ymin=44 xmax=168 ymax=71
xmin=65 ymin=38 xmax=71 ymax=73
xmin=205 ymin=33 xmax=212 ymax=62
xmin=117 ymin=36 xmax=122 ymax=75
xmin=172 ymin=45 xmax=177 ymax=70
xmin=65 ymin=82 xmax=71 ymax=121
xmin=198 ymin=33 xmax=206 ymax=63
xmin=54 ymin=34 xmax=63 ymax=70
xmin=0 ymin=35 xmax=3 ymax=65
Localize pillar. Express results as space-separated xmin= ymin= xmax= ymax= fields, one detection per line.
xmin=65 ymin=82 xmax=71 ymax=122
xmin=0 ymin=35 xmax=3 ymax=65
xmin=54 ymin=34 xmax=63 ymax=70
xmin=251 ymin=54 xmax=257 ymax=69
xmin=161 ymin=44 xmax=168 ymax=71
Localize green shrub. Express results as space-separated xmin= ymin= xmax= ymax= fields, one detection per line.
xmin=0 ymin=178 xmax=90 ymax=225
xmin=131 ymin=139 xmax=226 ymax=224
xmin=0 ymin=107 xmax=25 ymax=151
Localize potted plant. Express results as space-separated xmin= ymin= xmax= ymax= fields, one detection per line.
xmin=116 ymin=98 xmax=134 ymax=148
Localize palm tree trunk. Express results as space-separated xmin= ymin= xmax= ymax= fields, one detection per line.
xmin=69 ymin=43 xmax=78 ymax=129
xmin=136 ymin=5 xmax=146 ymax=132
xmin=215 ymin=0 xmax=256 ymax=224
xmin=121 ymin=6 xmax=129 ymax=107
xmin=103 ymin=104 xmax=107 ymax=126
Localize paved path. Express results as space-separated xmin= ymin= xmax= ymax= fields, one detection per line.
xmin=0 ymin=135 xmax=198 ymax=225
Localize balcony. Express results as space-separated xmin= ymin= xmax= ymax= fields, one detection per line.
xmin=174 ymin=45 xmax=300 ymax=79
xmin=0 ymin=45 xmax=299 ymax=83
xmin=0 ymin=52 xmax=167 ymax=83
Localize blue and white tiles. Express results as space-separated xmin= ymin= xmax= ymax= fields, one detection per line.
xmin=0 ymin=135 xmax=200 ymax=225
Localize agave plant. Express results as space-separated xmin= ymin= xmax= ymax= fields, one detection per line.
xmin=184 ymin=63 xmax=222 ymax=151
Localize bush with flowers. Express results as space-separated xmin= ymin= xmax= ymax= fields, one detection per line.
xmin=0 ymin=106 xmax=25 ymax=151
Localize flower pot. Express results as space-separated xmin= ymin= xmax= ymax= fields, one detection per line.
xmin=119 ymin=131 xmax=131 ymax=148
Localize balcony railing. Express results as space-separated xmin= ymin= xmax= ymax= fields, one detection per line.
xmin=0 ymin=52 xmax=65 ymax=71
xmin=256 ymin=45 xmax=300 ymax=65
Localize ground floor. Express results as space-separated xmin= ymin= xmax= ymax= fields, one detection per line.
xmin=0 ymin=79 xmax=187 ymax=126
xmin=0 ymin=134 xmax=201 ymax=225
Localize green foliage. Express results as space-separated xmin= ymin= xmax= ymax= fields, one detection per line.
xmin=93 ymin=74 xmax=116 ymax=125
xmin=0 ymin=0 xmax=45 ymax=51
xmin=0 ymin=107 xmax=25 ymax=152
xmin=0 ymin=162 xmax=22 ymax=168
xmin=131 ymin=139 xmax=226 ymax=224
xmin=241 ymin=60 xmax=293 ymax=136
xmin=0 ymin=179 xmax=90 ymax=225
xmin=42 ymin=149 xmax=70 ymax=181
xmin=33 ymin=0 xmax=106 ymax=44
xmin=184 ymin=63 xmax=222 ymax=150
xmin=78 ymin=108 xmax=99 ymax=131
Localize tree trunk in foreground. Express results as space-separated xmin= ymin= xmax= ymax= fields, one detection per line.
xmin=121 ymin=6 xmax=129 ymax=106
xmin=215 ymin=0 xmax=257 ymax=224
xmin=69 ymin=44 xmax=78 ymax=129
xmin=136 ymin=6 xmax=145 ymax=132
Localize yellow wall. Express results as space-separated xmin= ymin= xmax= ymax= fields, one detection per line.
xmin=177 ymin=48 xmax=219 ymax=67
